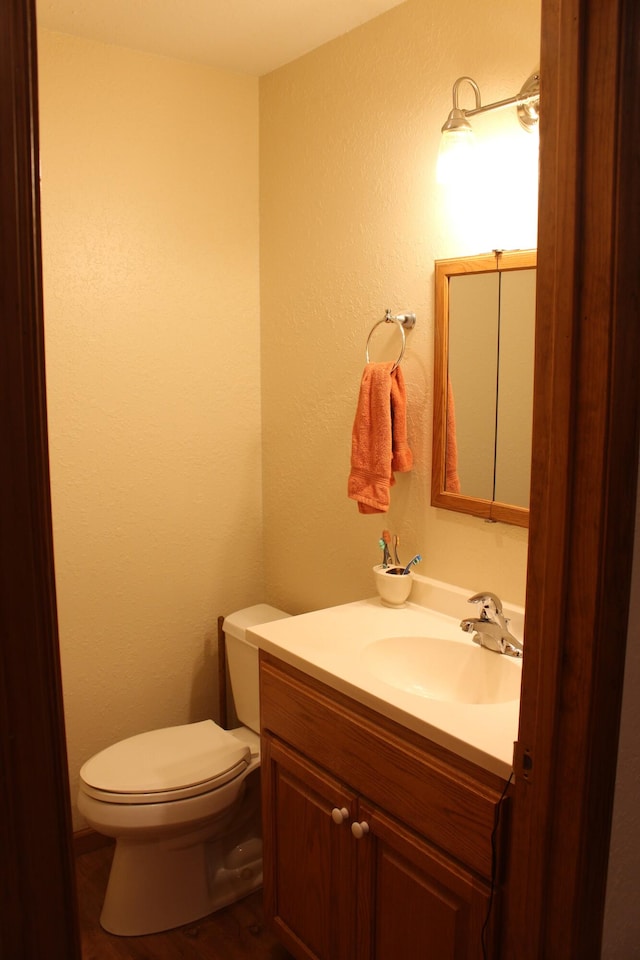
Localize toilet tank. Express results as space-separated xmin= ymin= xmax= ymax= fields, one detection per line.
xmin=223 ymin=604 xmax=290 ymax=734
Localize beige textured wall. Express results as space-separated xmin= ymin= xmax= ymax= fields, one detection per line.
xmin=260 ymin=0 xmax=540 ymax=615
xmin=39 ymin=0 xmax=540 ymax=830
xmin=38 ymin=30 xmax=261 ymax=828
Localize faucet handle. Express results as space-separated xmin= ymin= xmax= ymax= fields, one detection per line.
xmin=467 ymin=591 xmax=504 ymax=620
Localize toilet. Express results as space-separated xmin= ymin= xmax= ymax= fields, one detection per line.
xmin=77 ymin=604 xmax=289 ymax=937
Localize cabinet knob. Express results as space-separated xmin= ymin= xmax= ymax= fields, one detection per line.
xmin=331 ymin=807 xmax=349 ymax=824
xmin=351 ymin=820 xmax=370 ymax=839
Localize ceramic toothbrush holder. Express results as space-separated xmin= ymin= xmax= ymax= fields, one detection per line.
xmin=373 ymin=564 xmax=413 ymax=607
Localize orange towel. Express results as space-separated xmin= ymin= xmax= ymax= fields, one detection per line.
xmin=446 ymin=377 xmax=461 ymax=493
xmin=348 ymin=362 xmax=413 ymax=514
xmin=391 ymin=365 xmax=413 ymax=474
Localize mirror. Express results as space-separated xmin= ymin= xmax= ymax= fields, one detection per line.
xmin=431 ymin=249 xmax=536 ymax=527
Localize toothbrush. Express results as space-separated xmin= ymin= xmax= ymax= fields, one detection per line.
xmin=378 ymin=538 xmax=389 ymax=567
xmin=393 ymin=535 xmax=400 ymax=566
xmin=402 ymin=554 xmax=422 ymax=575
xmin=382 ymin=530 xmax=392 ymax=567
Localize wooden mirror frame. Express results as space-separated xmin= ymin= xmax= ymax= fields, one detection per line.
xmin=431 ymin=248 xmax=537 ymax=528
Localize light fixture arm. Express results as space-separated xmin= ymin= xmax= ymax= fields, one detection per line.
xmin=466 ymin=91 xmax=532 ymax=118
xmin=444 ymin=73 xmax=540 ymax=133
xmin=451 ymin=76 xmax=481 ymax=113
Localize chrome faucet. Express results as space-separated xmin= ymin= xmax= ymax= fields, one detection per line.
xmin=460 ymin=592 xmax=523 ymax=658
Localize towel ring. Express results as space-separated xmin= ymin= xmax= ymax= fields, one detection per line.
xmin=365 ymin=310 xmax=416 ymax=371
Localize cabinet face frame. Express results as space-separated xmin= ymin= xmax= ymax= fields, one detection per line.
xmin=259 ymin=653 xmax=506 ymax=881
xmin=356 ymin=800 xmax=493 ymax=960
xmin=263 ymin=735 xmax=496 ymax=960
xmin=260 ymin=656 xmax=507 ymax=960
xmin=261 ymin=736 xmax=357 ymax=960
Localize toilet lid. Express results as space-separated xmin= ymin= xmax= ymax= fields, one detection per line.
xmin=80 ymin=720 xmax=250 ymax=804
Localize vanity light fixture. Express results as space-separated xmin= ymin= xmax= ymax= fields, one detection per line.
xmin=437 ymin=73 xmax=540 ymax=182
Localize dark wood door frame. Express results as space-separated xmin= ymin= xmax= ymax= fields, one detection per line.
xmin=0 ymin=1 xmax=81 ymax=958
xmin=1 ymin=0 xmax=638 ymax=957
xmin=506 ymin=0 xmax=640 ymax=955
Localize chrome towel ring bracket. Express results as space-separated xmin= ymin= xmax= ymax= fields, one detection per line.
xmin=365 ymin=309 xmax=417 ymax=370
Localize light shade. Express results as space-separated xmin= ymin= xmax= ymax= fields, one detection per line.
xmin=437 ymin=74 xmax=540 ymax=183
xmin=437 ymin=127 xmax=474 ymax=184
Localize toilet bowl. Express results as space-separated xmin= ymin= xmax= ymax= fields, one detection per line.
xmin=77 ymin=604 xmax=289 ymax=936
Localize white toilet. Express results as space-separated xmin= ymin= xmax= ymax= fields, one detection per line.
xmin=77 ymin=604 xmax=289 ymax=937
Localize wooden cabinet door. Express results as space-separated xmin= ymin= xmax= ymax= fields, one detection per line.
xmin=355 ymin=801 xmax=493 ymax=960
xmin=262 ymin=736 xmax=357 ymax=960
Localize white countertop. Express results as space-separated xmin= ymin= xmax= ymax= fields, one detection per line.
xmin=248 ymin=579 xmax=523 ymax=780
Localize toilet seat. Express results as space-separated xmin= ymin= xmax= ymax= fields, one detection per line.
xmin=80 ymin=720 xmax=250 ymax=805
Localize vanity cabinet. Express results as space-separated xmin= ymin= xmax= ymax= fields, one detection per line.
xmin=260 ymin=652 xmax=509 ymax=960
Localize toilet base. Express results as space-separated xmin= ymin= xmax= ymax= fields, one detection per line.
xmin=100 ymin=772 xmax=263 ymax=936
xmin=101 ymin=834 xmax=263 ymax=936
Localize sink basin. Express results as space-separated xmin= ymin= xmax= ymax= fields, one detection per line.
xmin=364 ymin=636 xmax=522 ymax=705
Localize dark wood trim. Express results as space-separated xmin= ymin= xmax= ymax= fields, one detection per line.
xmin=218 ymin=615 xmax=228 ymax=728
xmin=0 ymin=1 xmax=81 ymax=957
xmin=505 ymin=0 xmax=640 ymax=955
